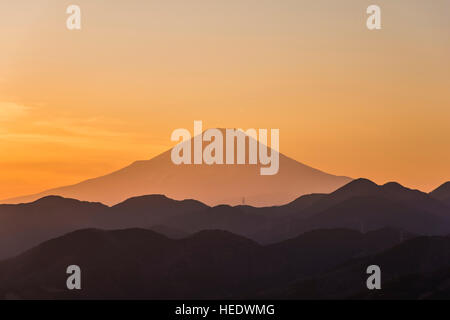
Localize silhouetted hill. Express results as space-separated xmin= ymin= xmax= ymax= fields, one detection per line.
xmin=249 ymin=179 xmax=450 ymax=243
xmin=0 ymin=228 xmax=409 ymax=299
xmin=274 ymin=236 xmax=450 ymax=299
xmin=294 ymin=178 xmax=450 ymax=219
xmin=107 ymin=195 xmax=208 ymax=229
xmin=0 ymin=195 xmax=208 ymax=259
xmin=363 ymin=264 xmax=450 ymax=299
xmin=152 ymin=179 xmax=450 ymax=243
xmin=0 ymin=197 xmax=108 ymax=258
xmin=303 ymin=196 xmax=448 ymax=235
xmin=0 ymin=178 xmax=449 ymax=259
xmin=430 ymin=182 xmax=450 ymax=207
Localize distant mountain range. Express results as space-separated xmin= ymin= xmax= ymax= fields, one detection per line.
xmin=2 ymin=130 xmax=351 ymax=207
xmin=273 ymin=235 xmax=450 ymax=299
xmin=0 ymin=177 xmax=449 ymax=299
xmin=3 ymin=226 xmax=450 ymax=299
xmin=0 ymin=178 xmax=448 ymax=260
xmin=0 ymin=228 xmax=417 ymax=299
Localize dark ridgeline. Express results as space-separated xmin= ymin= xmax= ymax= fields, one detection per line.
xmin=0 ymin=178 xmax=449 ymax=300
xmin=430 ymin=181 xmax=450 ymax=207
xmin=0 ymin=227 xmax=420 ymax=299
xmin=273 ymin=235 xmax=450 ymax=300
xmin=0 ymin=178 xmax=449 ymax=260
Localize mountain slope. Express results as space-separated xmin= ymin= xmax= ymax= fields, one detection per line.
xmin=248 ymin=179 xmax=450 ymax=243
xmin=0 ymin=196 xmax=108 ymax=258
xmin=2 ymin=130 xmax=351 ymax=207
xmin=430 ymin=181 xmax=450 ymax=207
xmin=0 ymin=228 xmax=409 ymax=299
xmin=0 ymin=178 xmax=449 ymax=259
xmin=275 ymin=236 xmax=450 ymax=299
xmin=291 ymin=178 xmax=450 ymax=219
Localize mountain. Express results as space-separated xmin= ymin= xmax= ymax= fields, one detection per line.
xmin=106 ymin=195 xmax=209 ymax=229
xmin=0 ymin=196 xmax=108 ymax=258
xmin=0 ymin=194 xmax=209 ymax=259
xmin=0 ymin=176 xmax=448 ymax=299
xmin=247 ymin=179 xmax=450 ymax=243
xmin=430 ymin=181 xmax=450 ymax=207
xmin=294 ymin=178 xmax=450 ymax=219
xmin=1 ymin=129 xmax=351 ymax=207
xmin=275 ymin=235 xmax=450 ymax=299
xmin=0 ymin=178 xmax=449 ymax=260
xmin=0 ymin=228 xmax=410 ymax=299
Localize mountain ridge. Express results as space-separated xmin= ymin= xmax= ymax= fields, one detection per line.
xmin=0 ymin=177 xmax=449 ymax=260
xmin=0 ymin=227 xmax=413 ymax=299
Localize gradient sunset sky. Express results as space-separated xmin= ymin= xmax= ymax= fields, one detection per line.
xmin=0 ymin=0 xmax=449 ymax=199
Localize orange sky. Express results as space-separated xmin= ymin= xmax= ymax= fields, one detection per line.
xmin=0 ymin=0 xmax=449 ymax=199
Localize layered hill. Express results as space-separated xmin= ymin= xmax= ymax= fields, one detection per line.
xmin=0 ymin=228 xmax=411 ymax=299
xmin=274 ymin=235 xmax=450 ymax=299
xmin=0 ymin=178 xmax=448 ymax=259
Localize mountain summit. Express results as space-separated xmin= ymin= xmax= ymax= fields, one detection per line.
xmin=2 ymin=130 xmax=350 ymax=206
xmin=430 ymin=181 xmax=450 ymax=207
